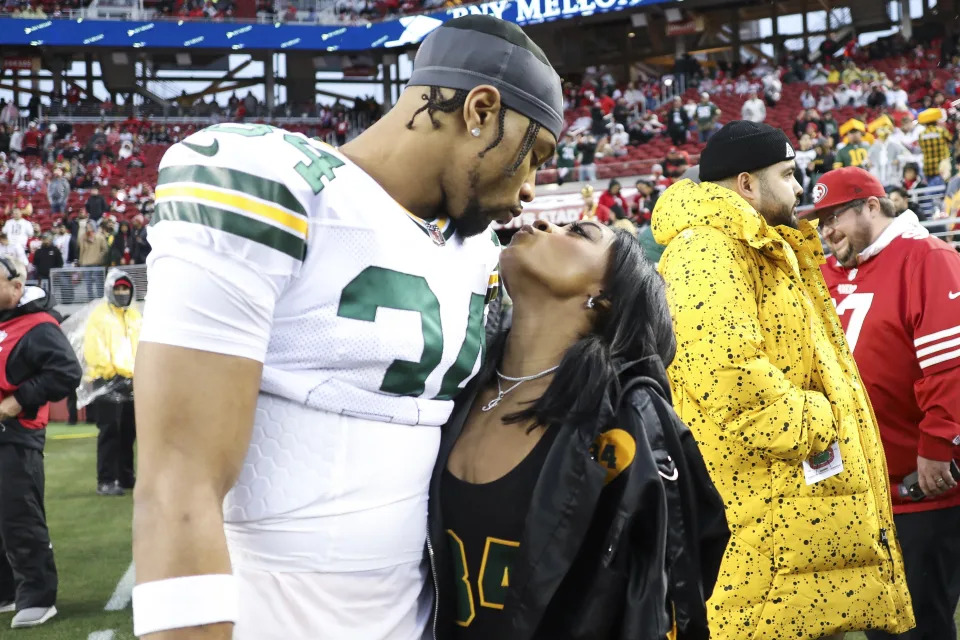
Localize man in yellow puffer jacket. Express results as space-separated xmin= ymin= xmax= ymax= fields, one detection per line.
xmin=83 ymin=269 xmax=141 ymax=496
xmin=652 ymin=121 xmax=914 ymax=640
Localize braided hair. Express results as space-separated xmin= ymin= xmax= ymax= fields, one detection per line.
xmin=407 ymin=86 xmax=540 ymax=174
xmin=406 ymin=87 xmax=470 ymax=130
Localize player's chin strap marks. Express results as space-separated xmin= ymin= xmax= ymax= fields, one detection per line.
xmin=132 ymin=574 xmax=239 ymax=637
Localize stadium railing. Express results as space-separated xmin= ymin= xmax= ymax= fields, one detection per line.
xmin=48 ymin=264 xmax=147 ymax=316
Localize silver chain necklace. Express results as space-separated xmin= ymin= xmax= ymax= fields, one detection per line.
xmin=480 ymin=366 xmax=559 ymax=412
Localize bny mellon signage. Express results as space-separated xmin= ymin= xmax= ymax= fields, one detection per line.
xmin=447 ymin=0 xmax=669 ymax=25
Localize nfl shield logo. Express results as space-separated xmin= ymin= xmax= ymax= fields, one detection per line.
xmin=427 ymin=224 xmax=445 ymax=247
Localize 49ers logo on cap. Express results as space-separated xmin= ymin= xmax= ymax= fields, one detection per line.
xmin=812 ymin=183 xmax=829 ymax=204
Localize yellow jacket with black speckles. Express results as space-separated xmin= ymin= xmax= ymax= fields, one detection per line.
xmin=652 ymin=179 xmax=915 ymax=640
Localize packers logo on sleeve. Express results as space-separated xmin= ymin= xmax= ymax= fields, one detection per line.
xmin=589 ymin=428 xmax=636 ymax=484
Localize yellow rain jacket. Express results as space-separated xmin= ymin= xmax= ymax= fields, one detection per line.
xmin=652 ymin=180 xmax=914 ymax=640
xmin=83 ymin=301 xmax=141 ymax=381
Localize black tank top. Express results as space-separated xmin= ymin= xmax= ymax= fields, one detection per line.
xmin=440 ymin=426 xmax=558 ymax=639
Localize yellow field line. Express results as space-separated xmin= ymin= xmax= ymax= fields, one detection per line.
xmin=51 ymin=432 xmax=98 ymax=440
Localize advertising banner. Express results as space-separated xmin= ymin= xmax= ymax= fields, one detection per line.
xmin=0 ymin=0 xmax=668 ymax=52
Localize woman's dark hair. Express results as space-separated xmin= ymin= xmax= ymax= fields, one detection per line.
xmin=492 ymin=228 xmax=677 ymax=430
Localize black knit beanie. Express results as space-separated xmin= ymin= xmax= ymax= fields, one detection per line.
xmin=699 ymin=120 xmax=796 ymax=182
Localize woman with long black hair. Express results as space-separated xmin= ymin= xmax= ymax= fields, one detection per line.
xmin=427 ymin=220 xmax=729 ymax=640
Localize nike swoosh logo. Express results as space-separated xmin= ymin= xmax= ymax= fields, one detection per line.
xmin=183 ymin=140 xmax=219 ymax=157
xmin=950 ymin=291 xmax=960 ymax=300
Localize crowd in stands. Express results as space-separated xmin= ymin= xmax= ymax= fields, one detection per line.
xmin=546 ymin=30 xmax=960 ymax=240
xmin=0 ymin=82 xmax=386 ymax=282
xmin=1 ymin=23 xmax=959 ymax=275
xmin=2 ymin=0 xmax=82 ymax=18
xmin=1 ymin=0 xmax=464 ymax=22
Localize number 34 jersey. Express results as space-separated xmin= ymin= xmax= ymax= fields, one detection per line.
xmin=141 ymin=124 xmax=500 ymax=572
xmin=820 ymin=212 xmax=960 ymax=512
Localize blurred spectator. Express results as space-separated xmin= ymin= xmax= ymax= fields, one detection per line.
xmin=109 ymin=221 xmax=134 ymax=267
xmin=77 ymin=222 xmax=108 ymax=268
xmin=663 ymin=147 xmax=690 ymax=179
xmin=694 ymin=92 xmax=720 ymax=142
xmin=32 ymin=234 xmax=62 ymax=290
xmin=834 ymin=121 xmax=870 ymax=170
xmin=130 ymin=215 xmax=150 ymax=264
xmin=46 ymin=169 xmax=69 ymax=216
xmin=632 ymin=179 xmax=657 ymax=226
xmin=794 ymin=134 xmax=817 ymax=194
xmin=85 ymin=187 xmax=108 ymax=223
xmin=52 ymin=224 xmax=70 ymax=267
xmin=8 ymin=126 xmax=23 ymax=155
xmin=664 ymin=96 xmax=689 ymax=146
xmin=3 ymin=208 xmax=32 ymax=257
xmin=599 ymin=124 xmax=628 ymax=157
xmin=762 ymin=71 xmax=782 ymax=106
xmin=891 ymin=116 xmax=921 ymax=150
xmin=579 ymin=184 xmax=611 ymax=224
xmin=598 ymin=179 xmax=629 ymax=216
xmin=335 ymin=118 xmax=349 ymax=146
xmin=577 ymin=135 xmax=598 ymax=182
xmin=808 ymin=139 xmax=836 ymax=191
xmin=0 ymin=101 xmax=18 ymax=127
xmin=555 ymin=133 xmax=577 ymax=185
xmin=869 ymin=122 xmax=909 ymax=188
xmin=21 ymin=122 xmax=40 ymax=159
xmin=741 ymin=90 xmax=766 ymax=123
xmin=0 ymin=233 xmax=26 ymax=264
xmin=816 ymin=89 xmax=836 ymax=113
xmin=12 ymin=195 xmax=32 ymax=220
xmin=917 ymin=108 xmax=953 ymax=179
xmin=649 ymin=163 xmax=671 ymax=192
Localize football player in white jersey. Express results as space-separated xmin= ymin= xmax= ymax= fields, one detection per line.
xmin=130 ymin=15 xmax=563 ymax=640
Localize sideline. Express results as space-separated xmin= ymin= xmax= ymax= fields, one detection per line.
xmin=88 ymin=561 xmax=135 ymax=639
xmin=106 ymin=562 xmax=136 ymax=611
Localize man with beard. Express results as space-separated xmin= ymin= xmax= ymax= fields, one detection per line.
xmin=652 ymin=121 xmax=914 ymax=639
xmin=132 ymin=15 xmax=562 ymax=640
xmin=811 ymin=167 xmax=960 ymax=640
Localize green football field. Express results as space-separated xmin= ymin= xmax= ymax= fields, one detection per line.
xmin=6 ymin=423 xmax=958 ymax=639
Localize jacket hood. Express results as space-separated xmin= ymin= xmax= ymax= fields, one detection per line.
xmin=651 ymin=179 xmax=825 ymax=271
xmin=856 ymin=210 xmax=926 ymax=264
xmin=105 ymin=268 xmax=136 ymax=307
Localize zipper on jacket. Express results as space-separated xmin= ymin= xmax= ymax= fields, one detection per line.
xmin=601 ymin=512 xmax=629 ymax=567
xmin=879 ymin=528 xmax=896 ymax=582
xmin=426 ymin=528 xmax=439 ymax=640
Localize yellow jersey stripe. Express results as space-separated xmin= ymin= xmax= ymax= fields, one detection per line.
xmin=155 ymin=184 xmax=309 ymax=236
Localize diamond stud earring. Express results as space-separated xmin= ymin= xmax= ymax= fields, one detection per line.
xmin=471 ymin=127 xmax=481 ymax=137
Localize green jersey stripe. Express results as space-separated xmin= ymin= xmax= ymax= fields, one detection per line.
xmin=158 ymin=165 xmax=308 ymax=217
xmin=443 ymin=220 xmax=457 ymax=241
xmin=154 ymin=200 xmax=306 ymax=261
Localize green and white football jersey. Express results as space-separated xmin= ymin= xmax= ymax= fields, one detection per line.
xmin=141 ymin=124 xmax=500 ymax=577
xmin=147 ymin=123 xmax=500 ymax=426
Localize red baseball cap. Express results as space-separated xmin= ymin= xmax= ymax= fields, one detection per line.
xmin=809 ymin=167 xmax=886 ymax=215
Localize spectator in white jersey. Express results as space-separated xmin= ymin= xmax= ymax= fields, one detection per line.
xmin=132 ymin=15 xmax=562 ymax=640
xmin=2 ymin=208 xmax=32 ymax=258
